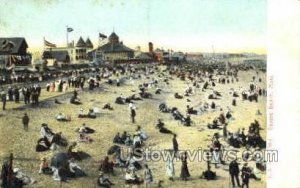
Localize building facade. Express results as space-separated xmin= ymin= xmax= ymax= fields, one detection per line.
xmin=42 ymin=37 xmax=93 ymax=65
xmin=96 ymin=32 xmax=134 ymax=62
xmin=0 ymin=37 xmax=31 ymax=68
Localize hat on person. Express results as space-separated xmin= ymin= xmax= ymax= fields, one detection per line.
xmin=13 ymin=168 xmax=20 ymax=173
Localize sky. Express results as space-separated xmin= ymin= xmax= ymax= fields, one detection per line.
xmin=0 ymin=0 xmax=267 ymax=54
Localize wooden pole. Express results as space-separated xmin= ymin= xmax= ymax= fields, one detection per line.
xmin=8 ymin=153 xmax=13 ymax=187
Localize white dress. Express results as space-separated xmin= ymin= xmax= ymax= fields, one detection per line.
xmin=166 ymin=159 xmax=175 ymax=177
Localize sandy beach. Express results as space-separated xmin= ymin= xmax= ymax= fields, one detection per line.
xmin=0 ymin=65 xmax=266 ymax=188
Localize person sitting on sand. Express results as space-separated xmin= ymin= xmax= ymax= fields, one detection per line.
xmin=210 ymin=101 xmax=216 ymax=109
xmin=103 ymin=103 xmax=114 ymax=110
xmin=125 ymin=169 xmax=143 ymax=185
xmin=232 ymin=98 xmax=237 ymax=106
xmin=136 ymin=126 xmax=148 ymax=141
xmin=186 ymin=105 xmax=197 ymax=115
xmin=112 ymin=153 xmax=126 ymax=168
xmin=54 ymin=99 xmax=62 ymax=104
xmin=130 ymin=94 xmax=143 ymax=101
xmin=208 ymin=118 xmax=221 ymax=129
xmin=226 ymin=110 xmax=234 ymax=120
xmin=159 ymin=103 xmax=170 ymax=112
xmin=218 ymin=110 xmax=226 ymax=124
xmin=97 ymin=172 xmax=115 ymax=188
xmin=233 ymin=91 xmax=239 ymax=97
xmin=78 ymin=108 xmax=85 ymax=118
xmin=208 ymin=93 xmax=217 ymax=99
xmin=201 ymin=161 xmax=216 ymax=180
xmin=39 ymin=157 xmax=53 ymax=175
xmin=184 ymin=114 xmax=192 ymax=126
xmin=133 ymin=132 xmax=142 ymax=148
xmin=56 ymin=113 xmax=70 ymax=122
xmin=125 ymin=153 xmax=142 ymax=171
xmin=156 ymin=119 xmax=173 ymax=134
xmin=78 ymin=123 xmax=95 ymax=134
xmin=113 ymin=132 xmax=123 ymax=144
xmin=202 ymin=81 xmax=209 ymax=90
xmin=68 ymin=158 xmax=86 ymax=178
xmin=78 ymin=132 xmax=93 ymax=143
xmin=172 ymin=108 xmax=186 ymax=122
xmin=228 ymin=133 xmax=243 ymax=148
xmin=174 ymin=92 xmax=183 ymax=99
xmin=99 ymin=156 xmax=114 ymax=174
xmin=70 ymin=94 xmax=81 ymax=105
xmin=78 ymin=108 xmax=96 ymax=119
xmin=120 ymin=131 xmax=128 ymax=142
xmin=155 ymin=88 xmax=162 ymax=94
xmin=40 ymin=123 xmax=54 ymax=140
xmin=12 ymin=167 xmax=36 ymax=186
xmin=87 ymin=109 xmax=97 ymax=118
xmin=36 ymin=137 xmax=51 ymax=152
xmin=68 ymin=142 xmax=81 ymax=161
xmin=121 ymin=131 xmax=132 ymax=145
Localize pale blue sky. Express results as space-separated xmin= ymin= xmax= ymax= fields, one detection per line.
xmin=0 ymin=0 xmax=266 ymax=53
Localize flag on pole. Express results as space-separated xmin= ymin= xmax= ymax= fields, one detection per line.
xmin=44 ymin=39 xmax=56 ymax=48
xmin=99 ymin=33 xmax=107 ymax=39
xmin=67 ymin=27 xmax=74 ymax=32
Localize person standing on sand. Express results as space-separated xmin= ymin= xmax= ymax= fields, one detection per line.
xmin=130 ymin=106 xmax=136 ymax=123
xmin=143 ymin=164 xmax=153 ymax=188
xmin=166 ymin=154 xmax=175 ymax=181
xmin=1 ymin=90 xmax=6 ymax=110
xmin=241 ymin=163 xmax=251 ymax=188
xmin=180 ymin=151 xmax=190 ymax=181
xmin=22 ymin=113 xmax=30 ymax=131
xmin=229 ymin=159 xmax=241 ymax=187
xmin=172 ymin=134 xmax=178 ymax=155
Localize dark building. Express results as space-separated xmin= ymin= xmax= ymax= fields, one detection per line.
xmin=42 ymin=50 xmax=70 ymax=66
xmin=0 ymin=37 xmax=31 ymax=67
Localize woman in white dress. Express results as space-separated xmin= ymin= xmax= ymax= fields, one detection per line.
xmin=166 ymin=155 xmax=175 ymax=181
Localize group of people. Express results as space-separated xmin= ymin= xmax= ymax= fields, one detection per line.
xmin=0 ymin=62 xmax=268 ymax=188
xmin=0 ymin=84 xmax=42 ymax=110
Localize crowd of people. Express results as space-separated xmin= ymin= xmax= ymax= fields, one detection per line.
xmin=0 ymin=62 xmax=267 ymax=187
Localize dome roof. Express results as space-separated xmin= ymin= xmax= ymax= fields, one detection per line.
xmin=109 ymin=32 xmax=119 ymax=39
xmin=108 ymin=32 xmax=119 ymax=43
xmin=76 ymin=37 xmax=86 ymax=47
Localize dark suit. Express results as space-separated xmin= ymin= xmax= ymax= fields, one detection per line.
xmin=229 ymin=161 xmax=241 ymax=187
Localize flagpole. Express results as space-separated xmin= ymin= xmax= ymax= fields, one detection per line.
xmin=66 ymin=25 xmax=68 ymax=47
xmin=43 ymin=37 xmax=45 ymax=51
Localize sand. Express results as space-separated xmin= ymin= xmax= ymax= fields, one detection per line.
xmin=0 ymin=65 xmax=266 ymax=188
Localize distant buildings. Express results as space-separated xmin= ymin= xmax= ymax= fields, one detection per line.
xmin=42 ymin=37 xmax=93 ymax=66
xmin=150 ymin=42 xmax=186 ymax=63
xmin=134 ymin=46 xmax=153 ymax=63
xmin=0 ymin=37 xmax=31 ymax=68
